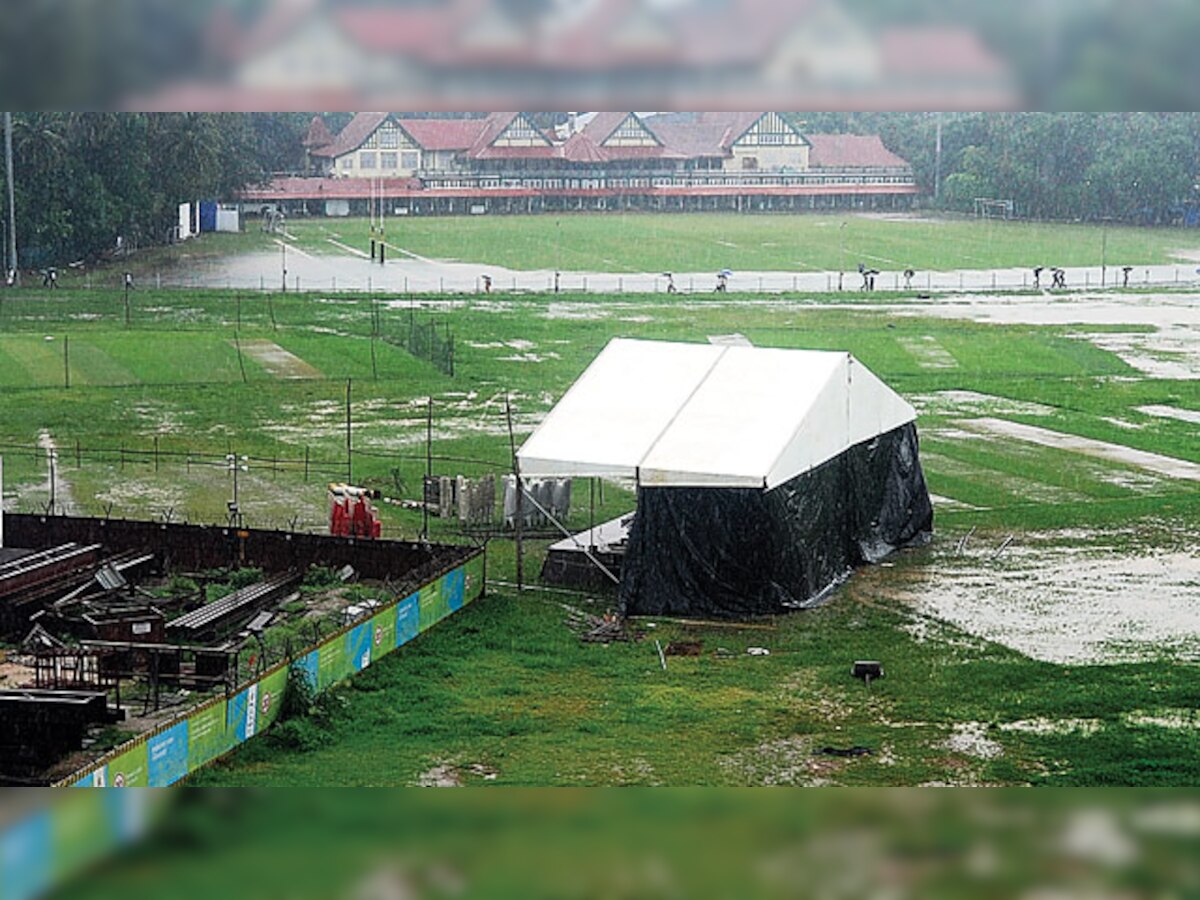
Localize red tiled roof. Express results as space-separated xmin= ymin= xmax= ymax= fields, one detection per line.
xmin=580 ymin=111 xmax=654 ymax=146
xmin=334 ymin=6 xmax=462 ymax=54
xmin=644 ymin=120 xmax=735 ymax=159
xmin=561 ymin=132 xmax=608 ymax=164
xmin=302 ymin=115 xmax=334 ymax=149
xmin=806 ymin=134 xmax=910 ymax=169
xmin=880 ymin=28 xmax=1007 ymax=78
xmin=310 ymin=111 xmax=389 ymax=157
xmin=397 ymin=118 xmax=486 ymax=151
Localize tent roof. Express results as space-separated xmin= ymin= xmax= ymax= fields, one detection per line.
xmin=517 ymin=338 xmax=916 ymax=489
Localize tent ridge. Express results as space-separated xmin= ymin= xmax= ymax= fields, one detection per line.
xmin=635 ymin=344 xmax=731 ymax=476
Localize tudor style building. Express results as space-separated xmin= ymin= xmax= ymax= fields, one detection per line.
xmin=242 ymin=111 xmax=918 ymax=214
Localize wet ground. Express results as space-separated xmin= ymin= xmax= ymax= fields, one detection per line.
xmin=875 ymin=533 xmax=1200 ymax=665
xmin=163 ymin=238 xmax=1200 ymax=298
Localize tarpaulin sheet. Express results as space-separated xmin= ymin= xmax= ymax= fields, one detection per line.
xmin=619 ymin=423 xmax=933 ymax=618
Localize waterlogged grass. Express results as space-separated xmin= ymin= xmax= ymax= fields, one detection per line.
xmin=284 ymin=213 xmax=1200 ymax=273
xmin=0 ymin=286 xmax=1197 ymax=784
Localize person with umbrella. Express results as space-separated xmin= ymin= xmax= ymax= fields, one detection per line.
xmin=716 ymin=269 xmax=731 ymax=292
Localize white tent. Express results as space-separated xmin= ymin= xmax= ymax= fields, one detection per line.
xmin=517 ymin=338 xmax=916 ymax=489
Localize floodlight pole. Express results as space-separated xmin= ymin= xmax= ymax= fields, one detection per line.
xmin=1100 ymin=218 xmax=1109 ymax=287
xmin=838 ymin=221 xmax=847 ymax=291
xmin=4 ymin=112 xmax=16 ymax=285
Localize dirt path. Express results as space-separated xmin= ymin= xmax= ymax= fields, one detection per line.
xmin=37 ymin=430 xmax=78 ymax=515
xmin=962 ymin=418 xmax=1200 ymax=482
xmin=236 ymin=340 xmax=323 ymax=379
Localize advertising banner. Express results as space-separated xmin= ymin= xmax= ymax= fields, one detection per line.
xmin=316 ymin=635 xmax=349 ymax=691
xmin=256 ymin=666 xmax=288 ymax=734
xmin=105 ymin=742 xmax=148 ymax=788
xmin=346 ymin=622 xmax=374 ymax=673
xmin=146 ymin=721 xmax=189 ymax=787
xmin=370 ymin=607 xmax=396 ymax=660
xmin=419 ymin=578 xmax=448 ymax=633
xmin=445 ymin=567 xmax=467 ymax=613
xmin=396 ymin=592 xmax=420 ymax=647
xmin=187 ymin=700 xmax=229 ymax=772
xmin=0 ymin=809 xmax=50 ymax=900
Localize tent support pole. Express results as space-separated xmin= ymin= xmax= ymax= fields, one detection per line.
xmin=505 ymin=394 xmax=523 ymax=592
xmin=589 ymin=477 xmax=596 ymax=553
xmin=423 ymin=397 xmax=432 ymax=541
xmin=519 ymin=483 xmax=620 ymax=586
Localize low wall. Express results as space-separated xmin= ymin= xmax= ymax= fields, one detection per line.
xmin=57 ymin=549 xmax=485 ymax=787
xmin=0 ymin=791 xmax=163 ymax=900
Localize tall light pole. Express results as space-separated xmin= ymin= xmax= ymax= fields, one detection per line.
xmin=4 ymin=112 xmax=16 ymax=285
xmin=838 ymin=221 xmax=847 ymax=291
xmin=1100 ymin=216 xmax=1111 ymax=287
xmin=227 ymin=454 xmax=248 ymax=527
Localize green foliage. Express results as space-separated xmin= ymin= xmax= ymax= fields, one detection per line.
xmin=800 ymin=112 xmax=1200 ymax=223
xmin=5 ymin=112 xmax=275 ymax=267
xmin=302 ymin=566 xmax=343 ymax=590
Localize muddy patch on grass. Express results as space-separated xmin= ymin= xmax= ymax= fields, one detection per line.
xmin=413 ymin=761 xmax=498 ymax=787
xmin=897 ymin=335 xmax=958 ymax=369
xmin=1138 ymin=404 xmax=1200 ymax=426
xmin=998 ymin=718 xmax=1104 ymax=737
xmin=236 ymin=340 xmax=323 ymax=379
xmin=888 ymin=534 xmax=1200 ymax=664
xmin=720 ymin=735 xmax=878 ymax=786
xmin=944 ymin=722 xmax=1004 ymax=760
xmin=963 ymin=417 xmax=1200 ymax=482
xmin=912 ymin=390 xmax=1055 ymax=418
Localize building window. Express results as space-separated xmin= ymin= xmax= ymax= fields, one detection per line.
xmin=380 ymin=127 xmax=399 ymax=149
xmin=361 ymin=152 xmax=377 ymax=169
xmin=381 ymin=152 xmax=398 ymax=169
xmin=742 ymin=157 xmax=759 ymax=170
xmin=401 ymin=151 xmax=419 ymax=170
xmin=341 ymin=156 xmax=354 ymax=169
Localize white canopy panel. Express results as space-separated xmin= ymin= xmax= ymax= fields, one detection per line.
xmin=517 ymin=338 xmax=916 ymax=489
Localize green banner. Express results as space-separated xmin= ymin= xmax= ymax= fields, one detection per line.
xmin=465 ymin=554 xmax=485 ymax=604
xmin=419 ymin=577 xmax=448 ymax=633
xmin=316 ymin=635 xmax=349 ymax=691
xmin=187 ymin=700 xmax=229 ymax=771
xmin=256 ymin=666 xmax=288 ymax=733
xmin=370 ymin=607 xmax=396 ymax=660
xmin=48 ymin=792 xmax=110 ymax=881
xmin=105 ymin=742 xmax=148 ymax=788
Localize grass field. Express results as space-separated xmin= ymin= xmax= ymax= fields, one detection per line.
xmin=1 ymin=270 xmax=1198 ymax=786
xmin=278 ymin=213 xmax=1200 ymax=273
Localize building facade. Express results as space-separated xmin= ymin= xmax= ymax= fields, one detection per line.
xmin=242 ymin=111 xmax=919 ymax=215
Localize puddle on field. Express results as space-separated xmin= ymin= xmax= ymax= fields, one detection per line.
xmin=963 ymin=417 xmax=1200 ymax=482
xmin=1138 ymin=404 xmax=1200 ymax=426
xmin=881 ymin=534 xmax=1200 ymax=664
xmin=911 ymin=390 xmax=1055 ymax=418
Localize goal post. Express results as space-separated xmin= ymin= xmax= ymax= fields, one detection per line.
xmin=973 ymin=198 xmax=1015 ymax=220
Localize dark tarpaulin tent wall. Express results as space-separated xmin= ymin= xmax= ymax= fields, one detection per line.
xmin=517 ymin=339 xmax=933 ymax=619
xmin=618 ymin=423 xmax=932 ymax=618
